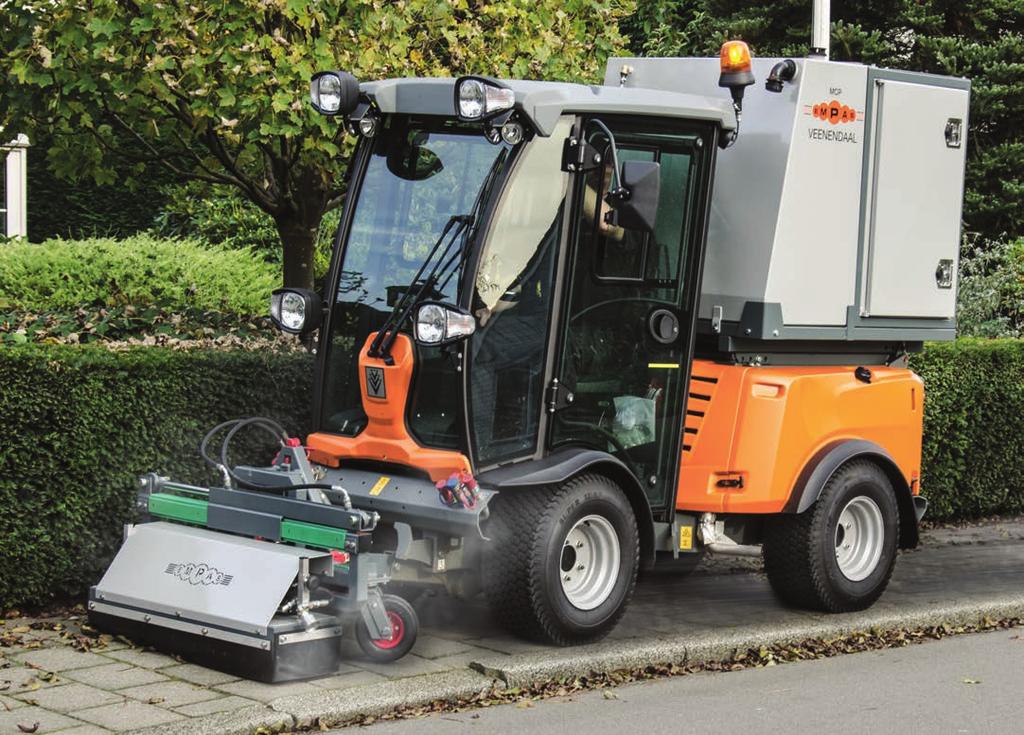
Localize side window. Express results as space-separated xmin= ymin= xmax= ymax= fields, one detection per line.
xmin=585 ymin=138 xmax=695 ymax=288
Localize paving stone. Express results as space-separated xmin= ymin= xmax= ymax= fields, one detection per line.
xmin=0 ymin=664 xmax=67 ymax=690
xmin=214 ymin=679 xmax=318 ymax=703
xmin=410 ymin=635 xmax=475 ymax=660
xmin=103 ymin=649 xmax=180 ymax=670
xmin=0 ymin=705 xmax=81 ymax=733
xmin=354 ymin=654 xmax=450 ymax=679
xmin=172 ymin=695 xmax=259 ymax=717
xmin=75 ymin=700 xmax=184 ymax=731
xmin=65 ymin=663 xmax=170 ymax=691
xmin=55 ymin=726 xmax=114 ymax=735
xmin=13 ymin=682 xmax=122 ymax=713
xmin=309 ymin=670 xmax=387 ymax=690
xmin=120 ymin=681 xmax=220 ymax=708
xmin=157 ymin=664 xmax=238 ymax=687
xmin=456 ymin=634 xmax=547 ymax=656
xmin=14 ymin=648 xmax=109 ymax=672
xmin=0 ymin=693 xmax=25 ymax=710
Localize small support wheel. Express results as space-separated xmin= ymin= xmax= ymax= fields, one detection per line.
xmin=355 ymin=594 xmax=419 ymax=662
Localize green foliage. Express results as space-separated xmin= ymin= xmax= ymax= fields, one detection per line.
xmin=25 ymin=132 xmax=175 ymax=242
xmin=910 ymin=340 xmax=1024 ymax=520
xmin=0 ymin=235 xmax=277 ymax=314
xmin=956 ymin=237 xmax=1024 ymax=338
xmin=0 ymin=0 xmax=634 ymax=288
xmin=152 ymin=181 xmax=340 ymax=280
xmin=627 ymin=0 xmax=1024 ymax=243
xmin=0 ymin=344 xmax=313 ymax=608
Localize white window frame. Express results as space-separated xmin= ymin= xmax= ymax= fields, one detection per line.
xmin=2 ymin=134 xmax=30 ymax=239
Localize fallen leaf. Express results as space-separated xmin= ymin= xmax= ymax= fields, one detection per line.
xmin=515 ymin=700 xmax=533 ymax=709
xmin=10 ymin=627 xmax=30 ymax=635
xmin=17 ymin=722 xmax=39 ymax=733
xmin=147 ymin=697 xmax=165 ymax=705
xmin=602 ymin=690 xmax=619 ymax=700
xmin=963 ymin=678 xmax=982 ymax=685
xmin=20 ymin=699 xmax=38 ymax=707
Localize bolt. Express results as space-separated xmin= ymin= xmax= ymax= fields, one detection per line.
xmin=261 ymin=641 xmax=269 ymax=650
xmin=201 ymin=627 xmax=208 ymax=635
xmin=564 ymin=575 xmax=571 ymax=582
xmin=88 ymin=602 xmax=95 ymax=610
xmin=576 ymin=564 xmax=584 ymax=571
xmin=593 ymin=153 xmax=602 ymax=164
xmin=576 ymin=541 xmax=583 ymax=548
xmin=144 ymin=615 xmax=151 ymax=623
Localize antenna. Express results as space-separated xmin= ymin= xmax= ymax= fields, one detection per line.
xmin=810 ymin=0 xmax=830 ymax=58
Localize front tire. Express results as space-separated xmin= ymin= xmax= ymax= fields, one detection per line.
xmin=484 ymin=474 xmax=639 ymax=645
xmin=763 ymin=460 xmax=899 ymax=612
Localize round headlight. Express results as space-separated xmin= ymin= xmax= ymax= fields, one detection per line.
xmin=500 ymin=121 xmax=524 ymax=145
xmin=458 ymin=79 xmax=486 ymax=119
xmin=416 ymin=303 xmax=446 ymax=344
xmin=313 ymin=74 xmax=342 ymax=114
xmin=279 ymin=292 xmax=307 ymax=332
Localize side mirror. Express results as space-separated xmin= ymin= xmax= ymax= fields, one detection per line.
xmin=606 ymin=160 xmax=661 ymax=233
xmin=270 ymin=288 xmax=323 ymax=335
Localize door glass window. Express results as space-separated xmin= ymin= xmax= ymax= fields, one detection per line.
xmin=469 ymin=118 xmax=572 ymax=465
xmin=552 ymin=121 xmax=704 ymax=511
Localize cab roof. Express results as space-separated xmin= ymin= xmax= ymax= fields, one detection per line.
xmin=360 ymin=77 xmax=736 ymax=136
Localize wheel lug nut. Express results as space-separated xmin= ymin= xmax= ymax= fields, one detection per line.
xmin=577 ymin=564 xmax=584 ymax=570
xmin=576 ymin=542 xmax=583 ymax=548
xmin=564 ymin=575 xmax=571 ymax=582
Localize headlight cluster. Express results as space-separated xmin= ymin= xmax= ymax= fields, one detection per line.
xmin=269 ymin=288 xmax=323 ymax=335
xmin=415 ymin=302 xmax=476 ymax=345
xmin=309 ymin=71 xmax=360 ymax=116
xmin=456 ymin=78 xmax=515 ymax=120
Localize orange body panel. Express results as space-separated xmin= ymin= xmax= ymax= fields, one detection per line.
xmin=678 ymin=359 xmax=923 ymax=514
xmin=305 ymin=333 xmax=470 ymax=483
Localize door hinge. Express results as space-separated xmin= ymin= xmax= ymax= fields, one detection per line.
xmin=545 ymin=379 xmax=575 ymax=414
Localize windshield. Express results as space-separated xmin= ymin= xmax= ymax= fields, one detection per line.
xmin=321 ymin=117 xmax=510 ymax=448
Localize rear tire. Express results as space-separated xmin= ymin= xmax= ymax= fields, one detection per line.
xmin=483 ymin=474 xmax=639 ymax=645
xmin=763 ymin=460 xmax=899 ymax=612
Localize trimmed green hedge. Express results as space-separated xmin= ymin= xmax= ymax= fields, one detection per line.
xmin=0 ymin=345 xmax=313 ymax=609
xmin=0 ymin=340 xmax=1021 ymax=609
xmin=0 ymin=236 xmax=278 ymax=314
xmin=910 ymin=339 xmax=1024 ymax=520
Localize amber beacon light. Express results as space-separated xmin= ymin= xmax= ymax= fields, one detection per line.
xmin=718 ymin=41 xmax=755 ymax=99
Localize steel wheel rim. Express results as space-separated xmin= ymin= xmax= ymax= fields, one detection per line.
xmin=559 ymin=514 xmax=620 ymax=611
xmin=834 ymin=495 xmax=885 ymax=582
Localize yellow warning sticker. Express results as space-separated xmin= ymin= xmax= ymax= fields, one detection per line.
xmin=648 ymin=363 xmax=681 ymax=369
xmin=369 ymin=476 xmax=390 ymax=496
xmin=679 ymin=526 xmax=693 ymax=551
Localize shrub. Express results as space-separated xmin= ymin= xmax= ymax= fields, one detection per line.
xmin=0 ymin=344 xmax=313 ymax=608
xmin=910 ymin=339 xmax=1024 ymax=520
xmin=152 ymin=181 xmax=341 ymax=280
xmin=956 ymin=237 xmax=1024 ymax=338
xmin=0 ymin=235 xmax=278 ymax=314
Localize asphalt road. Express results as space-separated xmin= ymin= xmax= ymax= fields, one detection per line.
xmin=352 ymin=628 xmax=1024 ymax=734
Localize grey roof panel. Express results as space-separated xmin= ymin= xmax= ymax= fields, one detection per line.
xmin=360 ymin=77 xmax=735 ymax=135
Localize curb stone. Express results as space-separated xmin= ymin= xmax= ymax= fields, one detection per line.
xmin=128 ymin=594 xmax=1024 ymax=733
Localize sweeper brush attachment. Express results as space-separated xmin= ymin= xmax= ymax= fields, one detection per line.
xmin=87 ymin=418 xmax=451 ymax=682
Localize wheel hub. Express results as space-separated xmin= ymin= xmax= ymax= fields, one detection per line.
xmin=559 ymin=514 xmax=620 ymax=610
xmin=834 ymin=495 xmax=885 ymax=582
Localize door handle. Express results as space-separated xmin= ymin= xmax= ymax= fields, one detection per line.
xmin=649 ymin=309 xmax=680 ymax=344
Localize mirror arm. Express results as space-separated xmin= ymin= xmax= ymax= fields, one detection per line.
xmin=583 ymin=119 xmax=626 ymax=197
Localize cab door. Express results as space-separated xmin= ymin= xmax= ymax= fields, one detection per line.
xmin=548 ymin=117 xmax=715 ymax=516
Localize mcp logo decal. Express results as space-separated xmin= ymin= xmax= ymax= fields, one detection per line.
xmin=165 ymin=562 xmax=233 ymax=586
xmin=811 ymin=99 xmax=859 ymax=124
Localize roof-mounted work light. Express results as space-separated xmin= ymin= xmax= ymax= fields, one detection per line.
xmin=309 ymin=71 xmax=360 ymax=116
xmin=455 ymin=77 xmax=515 ymax=120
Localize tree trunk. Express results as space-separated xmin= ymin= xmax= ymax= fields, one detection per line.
xmin=276 ymin=216 xmax=318 ymax=291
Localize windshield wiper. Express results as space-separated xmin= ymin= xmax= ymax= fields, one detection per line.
xmin=369 ymin=148 xmax=510 ymax=364
xmin=368 ymin=213 xmax=473 ymax=364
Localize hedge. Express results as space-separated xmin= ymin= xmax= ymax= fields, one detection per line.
xmin=0 ymin=236 xmax=278 ymax=314
xmin=910 ymin=339 xmax=1024 ymax=520
xmin=0 ymin=345 xmax=313 ymax=609
xmin=0 ymin=340 xmax=1021 ymax=609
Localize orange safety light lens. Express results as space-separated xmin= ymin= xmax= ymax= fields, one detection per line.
xmin=720 ymin=40 xmax=752 ymax=74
